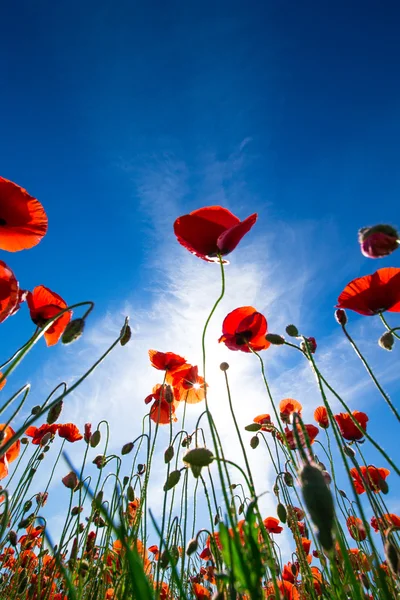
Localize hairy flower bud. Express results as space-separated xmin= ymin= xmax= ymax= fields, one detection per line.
xmin=121 ymin=442 xmax=134 ymax=455
xmin=379 ymin=331 xmax=395 ymax=351
xmin=186 ymin=538 xmax=198 ymax=555
xmin=164 ymin=445 xmax=174 ymax=463
xmin=62 ymin=471 xmax=79 ymax=490
xmin=62 ymin=318 xmax=85 ymax=344
xmin=183 ymin=448 xmax=214 ymax=468
xmin=300 ymin=462 xmax=335 ymax=552
xmin=265 ymin=333 xmax=285 ymax=345
xmin=286 ymin=324 xmax=299 ymax=337
xmin=385 ymin=536 xmax=400 ymax=577
xmin=47 ymin=400 xmax=63 ymax=424
xmin=335 ymin=308 xmax=348 ymax=326
xmin=90 ymin=430 xmax=101 ymax=448
xmin=250 ymin=436 xmax=259 ymax=449
xmin=358 ymin=224 xmax=400 ymax=259
xmin=31 ymin=405 xmax=41 ymax=415
xmin=120 ymin=319 xmax=132 ymax=346
xmin=163 ymin=470 xmax=181 ymax=492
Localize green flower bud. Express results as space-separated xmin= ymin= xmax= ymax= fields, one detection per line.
xmin=183 ymin=448 xmax=214 ymax=468
xmin=62 ymin=318 xmax=85 ymax=344
xmin=163 ymin=470 xmax=181 ymax=491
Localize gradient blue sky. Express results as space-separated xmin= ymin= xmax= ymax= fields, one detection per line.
xmin=1 ymin=0 xmax=400 ymax=542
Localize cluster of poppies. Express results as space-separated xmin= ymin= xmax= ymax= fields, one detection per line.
xmin=0 ymin=177 xmax=71 ymax=349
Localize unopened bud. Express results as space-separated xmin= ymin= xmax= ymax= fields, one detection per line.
xmin=31 ymin=405 xmax=41 ymax=415
xmin=385 ymin=537 xmax=400 ymax=577
xmin=183 ymin=448 xmax=214 ymax=468
xmin=250 ymin=436 xmax=259 ymax=449
xmin=164 ymin=445 xmax=174 ymax=463
xmin=8 ymin=530 xmax=17 ymax=546
xmin=286 ymin=325 xmax=299 ymax=337
xmin=93 ymin=455 xmax=106 ymax=469
xmin=343 ymin=445 xmax=356 ymax=458
xmin=40 ymin=432 xmax=53 ymax=447
xmin=379 ymin=331 xmax=395 ymax=351
xmin=120 ymin=319 xmax=131 ymax=346
xmin=62 ymin=471 xmax=79 ymax=490
xmin=277 ymin=503 xmax=287 ymax=524
xmin=137 ymin=463 xmax=146 ymax=475
xmin=71 ymin=506 xmax=83 ymax=516
xmin=358 ymin=224 xmax=400 ymax=259
xmin=265 ymin=333 xmax=285 ymax=345
xmin=300 ymin=462 xmax=335 ymax=552
xmin=90 ymin=430 xmax=101 ymax=448
xmin=47 ymin=400 xmax=63 ymax=424
xmin=186 ymin=538 xmax=198 ymax=555
xmin=284 ymin=472 xmax=294 ymax=487
xmin=121 ymin=442 xmax=134 ymax=455
xmin=335 ymin=309 xmax=347 ymax=326
xmin=163 ymin=470 xmax=181 ymax=492
xmin=62 ymin=318 xmax=85 ymax=344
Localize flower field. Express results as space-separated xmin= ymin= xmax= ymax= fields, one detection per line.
xmin=0 ymin=176 xmax=399 ymax=599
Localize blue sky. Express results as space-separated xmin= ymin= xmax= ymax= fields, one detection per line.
xmin=1 ymin=0 xmax=400 ymax=551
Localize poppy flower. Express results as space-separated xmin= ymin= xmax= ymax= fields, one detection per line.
xmin=145 ymin=383 xmax=175 ymax=405
xmin=279 ymin=398 xmax=303 ymax=423
xmin=0 ymin=260 xmax=26 ymax=323
xmin=358 ymin=224 xmax=399 ymax=259
xmin=282 ymin=562 xmax=297 ymax=583
xmin=263 ymin=517 xmax=283 ymax=534
xmin=336 ymin=267 xmax=400 ymax=316
xmin=148 ymin=349 xmax=187 ymax=372
xmin=170 ymin=364 xmax=207 ymax=403
xmin=314 ymin=406 xmax=329 ymax=428
xmin=253 ymin=414 xmax=273 ymax=431
xmin=281 ymin=424 xmax=319 ymax=450
xmin=58 ymin=423 xmax=83 ymax=443
xmin=0 ymin=177 xmax=48 ymax=252
xmin=174 ymin=206 xmax=257 ymax=262
xmin=264 ymin=580 xmax=300 ymax=600
xmin=219 ymin=306 xmax=270 ymax=353
xmin=348 ymin=548 xmax=371 ymax=572
xmin=27 ymin=285 xmax=71 ymax=346
xmin=192 ymin=583 xmax=211 ymax=599
xmin=370 ymin=513 xmax=400 ymax=533
xmin=0 ymin=373 xmax=6 ymax=392
xmin=25 ymin=423 xmax=59 ymax=445
xmin=0 ymin=424 xmax=20 ymax=480
xmin=334 ymin=411 xmax=368 ymax=441
xmin=350 ymin=465 xmax=390 ymax=494
xmin=149 ymin=398 xmax=178 ymax=425
xmin=346 ymin=516 xmax=367 ymax=541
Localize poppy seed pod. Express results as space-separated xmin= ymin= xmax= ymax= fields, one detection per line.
xmin=300 ymin=462 xmax=335 ymax=552
xmin=219 ymin=362 xmax=229 ymax=371
xmin=358 ymin=224 xmax=400 ymax=259
xmin=62 ymin=318 xmax=85 ymax=344
xmin=183 ymin=447 xmax=214 ymax=468
xmin=379 ymin=331 xmax=394 ymax=351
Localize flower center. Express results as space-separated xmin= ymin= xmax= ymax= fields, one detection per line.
xmin=235 ymin=330 xmax=252 ymax=345
xmin=0 ymin=218 xmax=6 ymax=226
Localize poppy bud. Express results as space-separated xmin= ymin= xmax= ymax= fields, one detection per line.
xmin=39 ymin=432 xmax=53 ymax=447
xmin=62 ymin=471 xmax=79 ymax=490
xmin=300 ymin=462 xmax=335 ymax=552
xmin=163 ymin=470 xmax=181 ymax=492
xmin=71 ymin=506 xmax=83 ymax=516
xmin=93 ymin=455 xmax=106 ymax=469
xmin=214 ymin=513 xmax=220 ymax=525
xmin=385 ymin=537 xmax=400 ymax=577
xmin=183 ymin=448 xmax=214 ymax=468
xmin=335 ymin=309 xmax=348 ymax=325
xmin=245 ymin=423 xmax=261 ymax=432
xmin=378 ymin=478 xmax=389 ymax=495
xmin=301 ymin=337 xmax=317 ymax=354
xmin=379 ymin=331 xmax=395 ymax=351
xmin=322 ymin=470 xmax=332 ymax=485
xmin=277 ymin=503 xmax=287 ymax=524
xmin=21 ymin=437 xmax=29 ymax=445
xmin=137 ymin=463 xmax=146 ymax=475
xmin=8 ymin=530 xmax=17 ymax=546
xmin=127 ymin=485 xmax=135 ymax=501
xmin=23 ymin=500 xmax=32 ymax=512
xmin=62 ymin=318 xmax=85 ymax=344
xmin=35 ymin=492 xmax=48 ymax=507
xmin=284 ymin=472 xmax=294 ymax=487
xmin=250 ymin=435 xmax=259 ymax=449
xmin=286 ymin=325 xmax=299 ymax=337
xmin=121 ymin=442 xmax=134 ymax=455
xmin=186 ymin=538 xmax=198 ymax=555
xmin=31 ymin=405 xmax=41 ymax=415
xmin=265 ymin=333 xmax=285 ymax=345
xmin=123 ymin=476 xmax=129 ymax=487
xmin=90 ymin=430 xmax=101 ymax=448
xmin=47 ymin=400 xmax=63 ymax=424
xmin=120 ymin=319 xmax=131 ymax=346
xmin=220 ymin=362 xmax=229 ymax=371
xmin=84 ymin=423 xmax=92 ymax=443
xmin=358 ymin=224 xmax=400 ymax=259
xmin=343 ymin=445 xmax=356 ymax=458
xmin=164 ymin=445 xmax=174 ymax=463
xmin=18 ymin=514 xmax=34 ymax=529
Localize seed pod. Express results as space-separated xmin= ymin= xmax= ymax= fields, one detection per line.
xmin=286 ymin=324 xmax=299 ymax=337
xmin=62 ymin=318 xmax=85 ymax=344
xmin=183 ymin=448 xmax=214 ymax=468
xmin=122 ymin=476 xmax=129 ymax=487
xmin=379 ymin=332 xmax=394 ymax=351
xmin=300 ymin=462 xmax=335 ymax=552
xmin=265 ymin=333 xmax=285 ymax=345
xmin=250 ymin=436 xmax=259 ymax=449
xmin=90 ymin=430 xmax=101 ymax=448
xmin=186 ymin=538 xmax=198 ymax=555
xmin=121 ymin=442 xmax=134 ymax=455
xmin=164 ymin=445 xmax=174 ymax=463
xmin=220 ymin=362 xmax=229 ymax=371
xmin=47 ymin=400 xmax=63 ymax=424
xmin=21 ymin=437 xmax=29 ymax=445
xmin=163 ymin=470 xmax=181 ymax=492
xmin=277 ymin=503 xmax=287 ymax=524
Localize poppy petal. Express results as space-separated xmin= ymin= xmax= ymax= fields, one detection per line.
xmin=216 ymin=213 xmax=257 ymax=255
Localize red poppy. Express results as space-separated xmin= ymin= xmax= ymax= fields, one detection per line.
xmin=265 ymin=580 xmax=300 ymax=600
xmin=58 ymin=423 xmax=83 ymax=443
xmin=0 ymin=260 xmax=26 ymax=323
xmin=314 ymin=406 xmax=329 ymax=428
xmin=145 ymin=383 xmax=175 ymax=405
xmin=170 ymin=364 xmax=206 ymax=403
xmin=219 ymin=306 xmax=270 ymax=352
xmin=192 ymin=583 xmax=211 ymax=599
xmin=25 ymin=423 xmax=59 ymax=445
xmin=370 ymin=513 xmax=400 ymax=533
xmin=149 ymin=399 xmax=178 ymax=425
xmin=282 ymin=424 xmax=319 ymax=450
xmin=253 ymin=414 xmax=273 ymax=431
xmin=334 ymin=411 xmax=368 ymax=441
xmin=27 ymin=285 xmax=71 ymax=346
xmin=263 ymin=517 xmax=283 ymax=534
xmin=350 ymin=465 xmax=390 ymax=494
xmin=346 ymin=516 xmax=367 ymax=541
xmin=0 ymin=177 xmax=48 ymax=252
xmin=148 ymin=349 xmax=187 ymax=372
xmin=279 ymin=398 xmax=303 ymax=423
xmin=282 ymin=562 xmax=297 ymax=583
xmin=336 ymin=267 xmax=400 ymax=316
xmin=0 ymin=424 xmax=20 ymax=480
xmin=174 ymin=206 xmax=257 ymax=262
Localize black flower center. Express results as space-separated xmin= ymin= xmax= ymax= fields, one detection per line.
xmin=0 ymin=218 xmax=6 ymax=226
xmin=235 ymin=330 xmax=252 ymax=345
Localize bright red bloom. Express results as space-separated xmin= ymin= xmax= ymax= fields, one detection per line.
xmin=192 ymin=583 xmax=211 ymax=599
xmin=25 ymin=423 xmax=59 ymax=445
xmin=149 ymin=398 xmax=178 ymax=425
xmin=279 ymin=398 xmax=303 ymax=423
xmin=0 ymin=260 xmax=26 ymax=323
xmin=282 ymin=424 xmax=319 ymax=450
xmin=219 ymin=306 xmax=270 ymax=352
xmin=84 ymin=423 xmax=92 ymax=443
xmin=58 ymin=423 xmax=83 ymax=443
xmin=358 ymin=225 xmax=400 ymax=259
xmin=336 ymin=267 xmax=400 ymax=315
xmin=334 ymin=411 xmax=368 ymax=441
xmin=263 ymin=517 xmax=283 ymax=534
xmin=265 ymin=580 xmax=300 ymax=600
xmin=253 ymin=414 xmax=273 ymax=431
xmin=170 ymin=364 xmax=206 ymax=404
xmin=347 ymin=516 xmax=368 ymax=541
xmin=0 ymin=424 xmax=20 ymax=480
xmin=27 ymin=285 xmax=71 ymax=346
xmin=314 ymin=406 xmax=329 ymax=428
xmin=282 ymin=562 xmax=297 ymax=583
xmin=370 ymin=513 xmax=400 ymax=533
xmin=145 ymin=383 xmax=175 ymax=405
xmin=0 ymin=177 xmax=48 ymax=252
xmin=174 ymin=206 xmax=257 ymax=262
xmin=350 ymin=465 xmax=390 ymax=494
xmin=148 ymin=349 xmax=187 ymax=372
